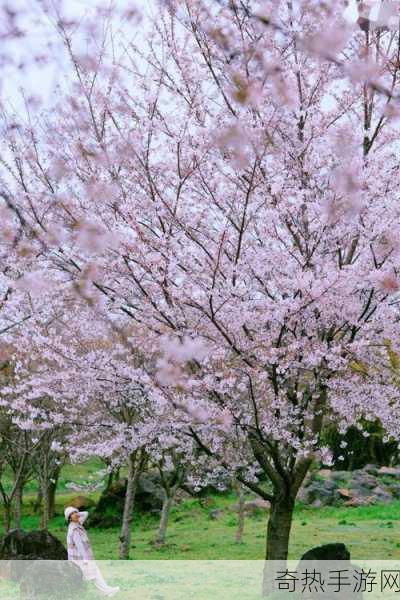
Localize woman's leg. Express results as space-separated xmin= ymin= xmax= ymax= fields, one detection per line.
xmin=91 ymin=563 xmax=118 ymax=594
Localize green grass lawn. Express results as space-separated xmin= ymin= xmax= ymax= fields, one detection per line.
xmin=0 ymin=457 xmax=106 ymax=497
xmin=2 ymin=462 xmax=400 ymax=599
xmin=2 ymin=459 xmax=400 ymax=561
xmin=2 ymin=490 xmax=400 ymax=560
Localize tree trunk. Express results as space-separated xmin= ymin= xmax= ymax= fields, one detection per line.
xmin=262 ymin=493 xmax=295 ymax=596
xmin=47 ymin=468 xmax=60 ymax=520
xmin=265 ymin=494 xmax=294 ymax=560
xmin=40 ymin=479 xmax=49 ymax=530
xmin=235 ymin=482 xmax=245 ymax=544
xmin=105 ymin=470 xmax=114 ymax=492
xmin=33 ymin=487 xmax=42 ymax=513
xmin=348 ymin=452 xmax=355 ymax=471
xmin=119 ymin=451 xmax=142 ymax=559
xmin=3 ymin=502 xmax=11 ymax=533
xmin=14 ymin=481 xmax=24 ymax=529
xmin=155 ymin=494 xmax=173 ymax=545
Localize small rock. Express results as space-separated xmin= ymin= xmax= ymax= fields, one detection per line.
xmin=344 ymin=496 xmax=375 ymax=507
xmin=311 ymin=499 xmax=323 ymax=508
xmin=364 ymin=464 xmax=379 ymax=475
xmin=318 ymin=469 xmax=332 ymax=478
xmin=351 ymin=469 xmax=365 ymax=479
xmin=299 ymin=483 xmax=333 ymax=505
xmin=337 ymin=488 xmax=352 ymax=499
xmin=351 ymin=484 xmax=374 ymax=498
xmin=67 ymin=496 xmax=95 ymax=511
xmin=372 ymin=485 xmax=389 ymax=494
xmin=359 ymin=475 xmax=378 ymax=489
xmin=371 ymin=486 xmax=392 ymax=503
xmin=378 ymin=466 xmax=400 ymax=477
xmin=209 ymin=509 xmax=224 ymax=520
xmin=317 ymin=489 xmax=335 ymax=506
xmin=323 ymin=480 xmax=337 ymax=491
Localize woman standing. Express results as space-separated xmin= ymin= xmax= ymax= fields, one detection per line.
xmin=65 ymin=506 xmax=120 ymax=597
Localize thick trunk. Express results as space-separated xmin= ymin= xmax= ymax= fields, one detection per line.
xmin=235 ymin=483 xmax=245 ymax=544
xmin=155 ymin=494 xmax=173 ymax=545
xmin=119 ymin=451 xmax=141 ymax=559
xmin=265 ymin=495 xmax=294 ymax=560
xmin=262 ymin=493 xmax=295 ymax=596
xmin=14 ymin=482 xmax=24 ymax=529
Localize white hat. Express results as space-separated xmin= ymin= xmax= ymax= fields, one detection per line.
xmin=64 ymin=506 xmax=79 ymax=522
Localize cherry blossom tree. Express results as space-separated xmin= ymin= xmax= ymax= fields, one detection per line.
xmin=147 ymin=433 xmax=208 ymax=546
xmin=10 ymin=309 xmax=173 ymax=558
xmin=3 ymin=1 xmax=400 ymax=577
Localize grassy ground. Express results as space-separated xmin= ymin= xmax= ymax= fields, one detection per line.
xmin=2 ymin=490 xmax=400 ymax=560
xmin=1 ymin=460 xmax=400 ymax=560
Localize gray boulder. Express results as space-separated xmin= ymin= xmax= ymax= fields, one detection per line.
xmin=360 ymin=476 xmax=378 ymax=490
xmin=371 ymin=486 xmax=392 ymax=503
xmin=0 ymin=529 xmax=67 ymax=560
xmin=209 ymin=509 xmax=224 ymax=520
xmin=323 ymin=479 xmax=337 ymax=491
xmin=299 ymin=465 xmax=399 ymax=508
xmin=378 ymin=466 xmax=400 ymax=477
xmin=364 ymin=464 xmax=379 ymax=475
xmin=89 ymin=472 xmax=166 ymax=528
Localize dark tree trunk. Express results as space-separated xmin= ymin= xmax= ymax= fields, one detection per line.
xmin=265 ymin=494 xmax=294 ymax=560
xmin=262 ymin=492 xmax=295 ymax=596
xmin=14 ymin=481 xmax=24 ymax=529
xmin=48 ymin=479 xmax=57 ymax=520
xmin=33 ymin=487 xmax=42 ymax=514
xmin=47 ymin=465 xmax=61 ymax=520
xmin=105 ymin=470 xmax=114 ymax=492
xmin=3 ymin=502 xmax=11 ymax=533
